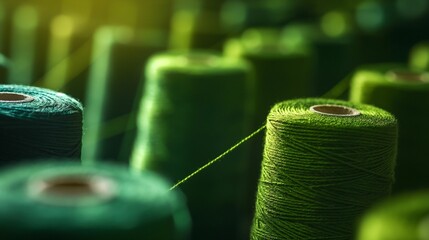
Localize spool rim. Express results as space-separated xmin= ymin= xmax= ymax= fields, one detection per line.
xmin=0 ymin=92 xmax=34 ymax=103
xmin=177 ymin=53 xmax=219 ymax=67
xmin=310 ymin=104 xmax=361 ymax=117
xmin=27 ymin=174 xmax=117 ymax=206
xmin=386 ymin=69 xmax=429 ymax=83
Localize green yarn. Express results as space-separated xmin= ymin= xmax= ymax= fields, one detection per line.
xmin=131 ymin=50 xmax=254 ymax=240
xmin=251 ymin=98 xmax=397 ymax=240
xmin=83 ymin=26 xmax=167 ymax=164
xmin=0 ymin=84 xmax=83 ymax=164
xmin=358 ymin=191 xmax=429 ymax=240
xmin=0 ymin=161 xmax=190 ymax=239
xmin=349 ymin=64 xmax=429 ymax=193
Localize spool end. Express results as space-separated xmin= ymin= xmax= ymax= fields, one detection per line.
xmin=386 ymin=69 xmax=429 ymax=82
xmin=0 ymin=92 xmax=34 ymax=103
xmin=28 ymin=174 xmax=116 ymax=206
xmin=310 ymin=104 xmax=361 ymax=117
xmin=178 ymin=54 xmax=218 ymax=67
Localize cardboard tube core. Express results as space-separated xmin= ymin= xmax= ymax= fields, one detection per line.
xmin=387 ymin=69 xmax=429 ymax=82
xmin=0 ymin=92 xmax=34 ymax=103
xmin=310 ymin=104 xmax=361 ymax=117
xmin=28 ymin=175 xmax=116 ymax=206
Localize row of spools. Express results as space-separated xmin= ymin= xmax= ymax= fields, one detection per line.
xmin=1 ymin=0 xmax=429 ymax=239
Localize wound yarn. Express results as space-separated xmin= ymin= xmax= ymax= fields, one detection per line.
xmin=251 ymin=98 xmax=397 ymax=239
xmin=349 ymin=64 xmax=429 ymax=193
xmin=0 ymin=161 xmax=190 ymax=239
xmin=0 ymin=84 xmax=83 ymax=164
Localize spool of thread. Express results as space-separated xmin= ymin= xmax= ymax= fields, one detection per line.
xmin=224 ymin=28 xmax=315 ymax=231
xmin=8 ymin=4 xmax=54 ymax=85
xmin=0 ymin=84 xmax=83 ymax=164
xmin=410 ymin=42 xmax=429 ymax=71
xmin=282 ymin=21 xmax=356 ymax=96
xmin=349 ymin=64 xmax=429 ymax=193
xmin=131 ymin=50 xmax=254 ymax=240
xmin=83 ymin=26 xmax=167 ymax=164
xmin=358 ymin=190 xmax=429 ymax=240
xmin=41 ymin=14 xmax=94 ymax=103
xmin=0 ymin=161 xmax=190 ymax=239
xmin=251 ymin=98 xmax=397 ymax=239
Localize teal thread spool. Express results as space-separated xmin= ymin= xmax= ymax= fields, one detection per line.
xmin=0 ymin=161 xmax=190 ymax=239
xmin=349 ymin=64 xmax=429 ymax=193
xmin=358 ymin=191 xmax=429 ymax=240
xmin=0 ymin=84 xmax=83 ymax=164
xmin=131 ymin=50 xmax=254 ymax=240
xmin=83 ymin=26 xmax=167 ymax=164
xmin=251 ymin=98 xmax=397 ymax=239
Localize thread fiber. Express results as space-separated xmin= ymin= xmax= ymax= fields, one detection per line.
xmin=0 ymin=84 xmax=83 ymax=164
xmin=251 ymin=98 xmax=397 ymax=240
xmin=131 ymin=50 xmax=254 ymax=240
xmin=349 ymin=64 xmax=429 ymax=193
xmin=358 ymin=190 xmax=429 ymax=240
xmin=0 ymin=161 xmax=190 ymax=239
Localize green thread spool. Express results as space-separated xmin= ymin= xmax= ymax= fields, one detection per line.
xmin=83 ymin=26 xmax=167 ymax=164
xmin=0 ymin=84 xmax=83 ymax=164
xmin=251 ymin=98 xmax=397 ymax=239
xmin=282 ymin=21 xmax=356 ymax=96
xmin=349 ymin=64 xmax=429 ymax=193
xmin=41 ymin=14 xmax=94 ymax=103
xmin=410 ymin=42 xmax=429 ymax=71
xmin=131 ymin=50 xmax=254 ymax=240
xmin=224 ymin=28 xmax=315 ymax=232
xmin=358 ymin=191 xmax=429 ymax=240
xmin=0 ymin=161 xmax=190 ymax=239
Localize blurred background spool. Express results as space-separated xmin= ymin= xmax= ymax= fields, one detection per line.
xmin=410 ymin=42 xmax=429 ymax=71
xmin=358 ymin=190 xmax=429 ymax=240
xmin=224 ymin=27 xmax=315 ymax=228
xmin=0 ymin=161 xmax=190 ymax=239
xmin=131 ymin=51 xmax=254 ymax=240
xmin=251 ymin=98 xmax=397 ymax=239
xmin=349 ymin=64 xmax=429 ymax=193
xmin=82 ymin=26 xmax=167 ymax=164
xmin=38 ymin=14 xmax=94 ymax=103
xmin=0 ymin=84 xmax=83 ymax=165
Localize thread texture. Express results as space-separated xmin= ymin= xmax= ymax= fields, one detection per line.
xmin=358 ymin=191 xmax=429 ymax=240
xmin=0 ymin=161 xmax=190 ymax=239
xmin=251 ymin=98 xmax=397 ymax=239
xmin=349 ymin=64 xmax=429 ymax=193
xmin=131 ymin=50 xmax=254 ymax=240
xmin=0 ymin=84 xmax=83 ymax=164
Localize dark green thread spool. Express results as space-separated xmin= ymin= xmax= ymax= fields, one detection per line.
xmin=224 ymin=28 xmax=315 ymax=232
xmin=358 ymin=190 xmax=429 ymax=240
xmin=0 ymin=84 xmax=83 ymax=165
xmin=0 ymin=161 xmax=190 ymax=239
xmin=349 ymin=64 xmax=429 ymax=193
xmin=251 ymin=98 xmax=397 ymax=239
xmin=83 ymin=26 xmax=167 ymax=164
xmin=131 ymin=50 xmax=254 ymax=240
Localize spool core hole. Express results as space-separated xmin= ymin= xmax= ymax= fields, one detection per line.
xmin=387 ymin=69 xmax=429 ymax=82
xmin=310 ymin=104 xmax=361 ymax=117
xmin=0 ymin=92 xmax=34 ymax=103
xmin=41 ymin=177 xmax=96 ymax=197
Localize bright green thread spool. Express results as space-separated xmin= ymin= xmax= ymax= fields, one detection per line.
xmin=83 ymin=26 xmax=167 ymax=164
xmin=410 ymin=42 xmax=429 ymax=71
xmin=0 ymin=84 xmax=83 ymax=165
xmin=251 ymin=98 xmax=397 ymax=239
xmin=131 ymin=50 xmax=254 ymax=240
xmin=0 ymin=161 xmax=190 ymax=239
xmin=358 ymin=191 xmax=429 ymax=240
xmin=349 ymin=64 xmax=429 ymax=193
